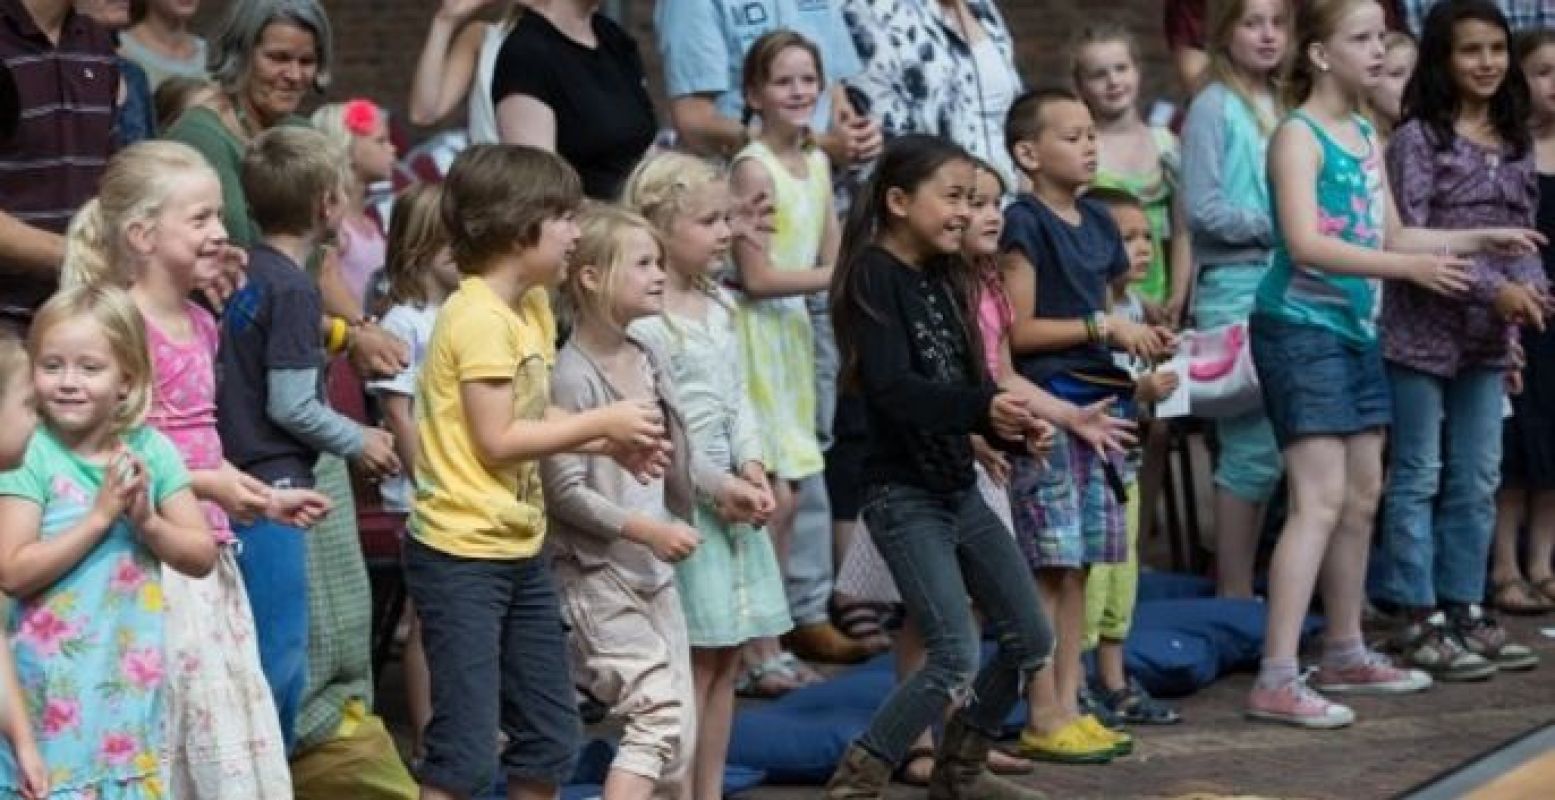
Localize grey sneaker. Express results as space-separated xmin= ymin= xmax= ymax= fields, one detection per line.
xmin=1448 ymin=604 xmax=1540 ymax=672
xmin=1395 ymin=612 xmax=1498 ymax=682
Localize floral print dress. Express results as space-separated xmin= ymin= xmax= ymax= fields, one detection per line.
xmin=143 ymin=305 xmax=291 ymax=799
xmin=0 ymin=425 xmax=189 ymax=799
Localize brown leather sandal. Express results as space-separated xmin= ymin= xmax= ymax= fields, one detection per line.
xmin=1491 ymin=579 xmax=1554 ymax=615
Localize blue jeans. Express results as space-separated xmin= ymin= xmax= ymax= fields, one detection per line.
xmin=403 ymin=537 xmax=580 ymax=794
xmin=1376 ymin=364 xmax=1505 ymax=608
xmin=784 ymin=296 xmax=839 ymax=626
xmin=233 ymin=515 xmax=309 ymax=753
xmin=856 ymin=483 xmax=1053 ymax=765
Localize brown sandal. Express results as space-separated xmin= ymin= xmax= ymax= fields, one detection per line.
xmin=1491 ymin=579 xmax=1554 ymax=616
xmin=1533 ymin=577 xmax=1555 ymax=607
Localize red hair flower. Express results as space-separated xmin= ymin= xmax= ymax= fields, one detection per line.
xmin=342 ymin=99 xmax=380 ymax=137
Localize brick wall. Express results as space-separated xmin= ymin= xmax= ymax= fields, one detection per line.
xmin=194 ymin=1 xmax=1179 ymax=140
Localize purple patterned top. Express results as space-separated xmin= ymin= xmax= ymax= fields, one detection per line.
xmin=1382 ymin=120 xmax=1548 ymax=377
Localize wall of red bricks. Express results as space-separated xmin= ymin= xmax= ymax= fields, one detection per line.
xmin=193 ymin=1 xmax=1179 ymax=140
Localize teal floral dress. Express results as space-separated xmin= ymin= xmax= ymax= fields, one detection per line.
xmin=0 ymin=426 xmax=191 ymax=799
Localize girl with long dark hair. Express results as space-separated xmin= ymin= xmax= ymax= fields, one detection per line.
xmin=1372 ymin=0 xmax=1549 ymax=681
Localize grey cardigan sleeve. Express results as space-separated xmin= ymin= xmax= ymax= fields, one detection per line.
xmin=266 ymin=368 xmax=364 ymax=459
xmin=1180 ymin=85 xmax=1275 ymax=249
xmin=540 ymin=355 xmax=631 ymax=541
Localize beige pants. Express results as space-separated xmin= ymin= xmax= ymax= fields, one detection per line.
xmin=558 ymin=565 xmax=696 ymax=798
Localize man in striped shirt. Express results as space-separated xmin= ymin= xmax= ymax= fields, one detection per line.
xmin=0 ymin=0 xmax=117 ymax=332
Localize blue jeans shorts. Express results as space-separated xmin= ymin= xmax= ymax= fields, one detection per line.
xmin=1250 ymin=314 xmax=1392 ymax=447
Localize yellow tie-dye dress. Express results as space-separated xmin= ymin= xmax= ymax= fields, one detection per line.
xmin=732 ymin=140 xmax=829 ymax=481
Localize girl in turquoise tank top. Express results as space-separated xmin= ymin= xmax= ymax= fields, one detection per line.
xmin=1243 ymin=0 xmax=1542 ymax=732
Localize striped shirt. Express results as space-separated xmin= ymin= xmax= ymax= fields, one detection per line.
xmin=0 ymin=0 xmax=117 ymax=317
xmin=1400 ymin=0 xmax=1553 ymax=33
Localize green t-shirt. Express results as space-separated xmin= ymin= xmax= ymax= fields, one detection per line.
xmin=0 ymin=425 xmax=191 ymax=520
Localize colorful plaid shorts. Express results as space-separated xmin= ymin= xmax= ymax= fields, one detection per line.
xmin=1009 ymin=428 xmax=1130 ymax=570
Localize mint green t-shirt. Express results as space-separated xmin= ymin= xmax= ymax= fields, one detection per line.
xmin=0 ymin=425 xmax=189 ymax=795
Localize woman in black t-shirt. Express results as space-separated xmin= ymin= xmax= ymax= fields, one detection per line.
xmin=492 ymin=1 xmax=657 ymax=200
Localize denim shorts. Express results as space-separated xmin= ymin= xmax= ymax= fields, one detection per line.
xmin=1250 ymin=314 xmax=1391 ymax=447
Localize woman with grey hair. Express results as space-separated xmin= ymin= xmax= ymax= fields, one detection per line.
xmin=164 ymin=0 xmax=333 ymax=246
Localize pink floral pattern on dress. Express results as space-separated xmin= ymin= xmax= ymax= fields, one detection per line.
xmin=0 ymin=426 xmax=185 ymax=798
xmin=143 ymin=304 xmax=232 ymax=544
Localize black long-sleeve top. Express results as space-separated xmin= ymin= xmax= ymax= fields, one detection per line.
xmin=843 ymin=245 xmax=1005 ymax=494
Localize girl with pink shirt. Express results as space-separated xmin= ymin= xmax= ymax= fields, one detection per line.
xmin=62 ymin=141 xmax=331 ymax=798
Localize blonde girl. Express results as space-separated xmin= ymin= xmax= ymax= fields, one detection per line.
xmin=730 ymin=30 xmax=841 ymax=619
xmin=1072 ymin=23 xmax=1193 ymax=320
xmin=61 ymin=140 xmax=332 ymax=796
xmin=1180 ymin=0 xmax=1289 ymax=599
xmin=365 ymin=181 xmax=457 ymax=759
xmin=0 ymin=285 xmax=217 ymax=798
xmin=0 ymin=336 xmax=46 ymax=800
xmin=624 ymin=151 xmax=791 ymax=800
xmin=312 ymin=98 xmax=399 ymax=306
xmin=544 ymin=203 xmax=766 ymax=800
xmin=1248 ymin=0 xmax=1538 ymax=728
xmin=408 ymin=0 xmax=525 ymax=143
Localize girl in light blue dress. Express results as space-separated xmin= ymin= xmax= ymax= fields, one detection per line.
xmin=625 ymin=151 xmax=793 ymax=800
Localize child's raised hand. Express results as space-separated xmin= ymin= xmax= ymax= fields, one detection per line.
xmin=1025 ymin=419 xmax=1057 ymax=463
xmin=213 ymin=463 xmax=271 ymax=525
xmin=92 ymin=447 xmax=142 ymax=525
xmin=1475 ymin=227 xmax=1546 ymax=257
xmin=1111 ymin=319 xmax=1170 ymax=362
xmin=988 ymin=393 xmax=1034 ymax=442
xmin=738 ymin=461 xmax=776 ymax=520
xmin=268 ymin=487 xmax=333 ymax=528
xmin=970 ymin=435 xmax=1010 ymax=485
xmin=1067 ymin=398 xmax=1137 ymax=456
xmin=599 ymin=399 xmax=666 ymax=450
xmin=606 ymin=437 xmax=673 ymax=484
xmin=646 ymin=520 xmax=700 ymax=563
xmin=731 ymin=188 xmax=777 ymax=246
xmin=714 ymin=476 xmax=769 ymax=525
xmin=1411 ymin=253 xmax=1473 ymax=296
xmin=356 ymin=427 xmax=402 ymax=479
xmin=120 ymin=455 xmax=154 ymax=530
xmin=1494 ymin=283 xmax=1546 ymax=331
xmin=1140 ymin=370 xmax=1182 ymax=404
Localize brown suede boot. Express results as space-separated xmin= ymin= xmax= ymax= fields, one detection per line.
xmin=823 ymin=743 xmax=892 ymax=799
xmin=928 ymin=717 xmax=1049 ymax=800
xmin=783 ymin=621 xmax=878 ymax=664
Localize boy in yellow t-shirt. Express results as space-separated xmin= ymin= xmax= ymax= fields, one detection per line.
xmin=403 ymin=144 xmax=668 ymax=800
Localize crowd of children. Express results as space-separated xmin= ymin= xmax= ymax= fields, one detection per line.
xmin=0 ymin=1 xmax=1552 ymax=799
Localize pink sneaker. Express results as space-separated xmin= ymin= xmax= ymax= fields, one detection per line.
xmin=1246 ymin=673 xmax=1355 ymax=729
xmin=1314 ymin=650 xmax=1433 ymax=695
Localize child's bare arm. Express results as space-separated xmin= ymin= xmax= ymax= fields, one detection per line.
xmin=730 ymin=159 xmax=833 ymax=298
xmin=134 ymin=486 xmax=217 ymax=579
xmin=462 ymin=379 xmax=663 ymax=465
xmin=0 ymin=495 xmax=118 ymax=599
xmin=380 ymin=394 xmax=419 ymax=483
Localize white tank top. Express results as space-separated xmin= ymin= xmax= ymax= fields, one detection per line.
xmin=467 ymin=21 xmax=510 ymax=144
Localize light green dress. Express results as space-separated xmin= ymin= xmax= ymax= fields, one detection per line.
xmin=1093 ymin=126 xmax=1181 ymax=303
xmin=632 ymin=290 xmax=793 ymax=648
xmin=733 ymin=141 xmax=829 ymax=480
